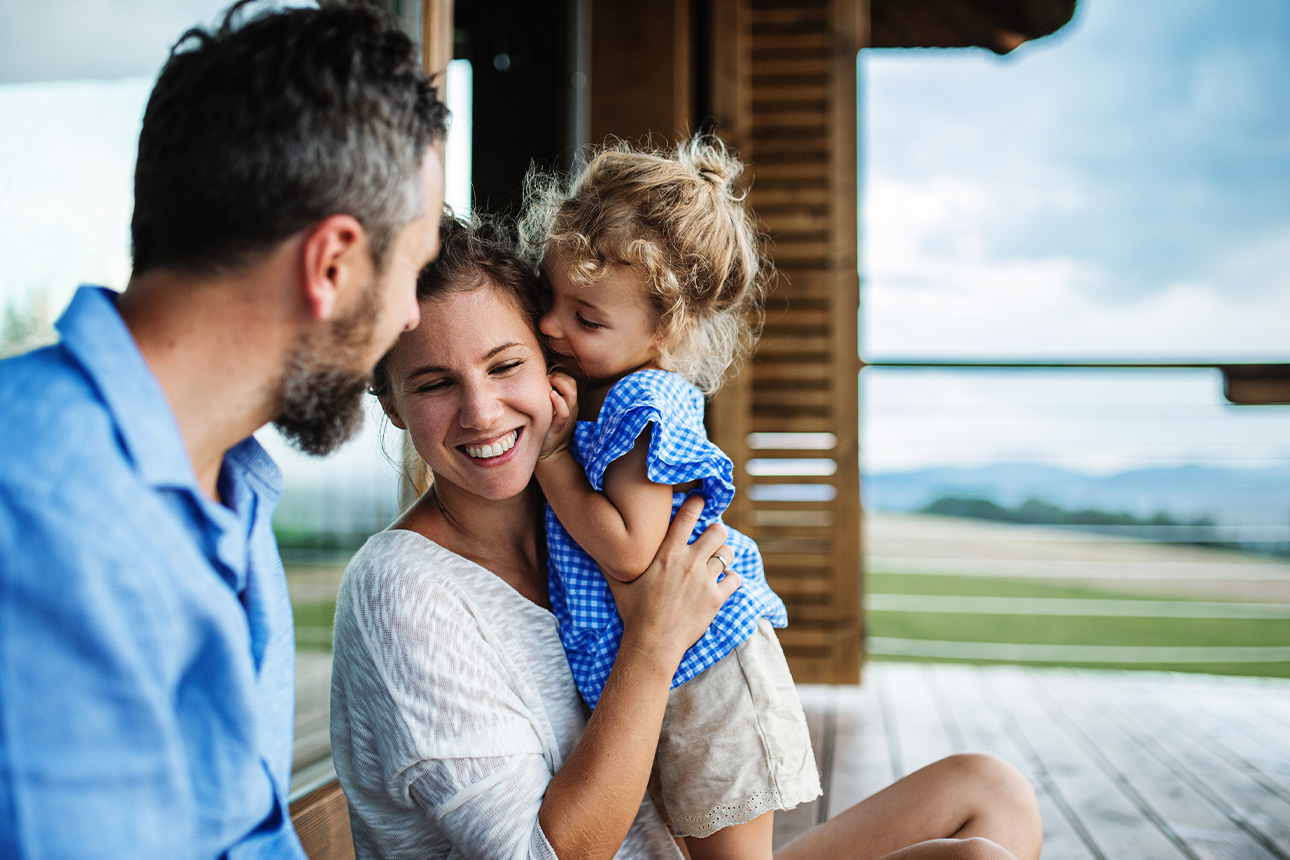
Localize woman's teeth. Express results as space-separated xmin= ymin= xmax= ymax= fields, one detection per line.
xmin=465 ymin=431 xmax=518 ymax=460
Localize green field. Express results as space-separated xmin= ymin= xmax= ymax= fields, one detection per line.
xmin=867 ymin=571 xmax=1290 ymax=678
xmin=290 ymin=565 xmax=1290 ymax=679
xmin=292 ymin=599 xmax=339 ymax=649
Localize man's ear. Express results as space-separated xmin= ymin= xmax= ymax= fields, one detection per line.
xmin=301 ymin=214 xmax=368 ymax=321
xmin=378 ymin=394 xmax=407 ymax=430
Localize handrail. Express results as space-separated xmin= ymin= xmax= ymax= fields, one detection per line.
xmin=856 ymin=360 xmax=1290 ymax=406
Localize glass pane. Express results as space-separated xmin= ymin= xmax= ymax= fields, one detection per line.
xmin=862 ymin=368 xmax=1290 ymax=676
xmin=0 ymin=77 xmax=147 ymax=355
xmin=861 ymin=0 xmax=1290 ymax=362
xmin=861 ymin=1 xmax=1290 ymax=678
xmin=0 ymin=8 xmax=475 ymax=793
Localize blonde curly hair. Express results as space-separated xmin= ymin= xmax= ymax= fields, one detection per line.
xmin=519 ymin=135 xmax=770 ymax=396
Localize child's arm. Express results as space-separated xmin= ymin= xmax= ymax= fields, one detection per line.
xmin=536 ymin=375 xmax=676 ymax=583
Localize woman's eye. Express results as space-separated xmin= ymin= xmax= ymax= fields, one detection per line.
xmin=575 ymin=314 xmax=603 ymax=330
xmin=414 ymin=379 xmax=450 ymax=393
xmin=492 ymin=360 xmax=524 ymax=375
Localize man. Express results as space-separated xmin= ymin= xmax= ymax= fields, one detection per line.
xmin=0 ymin=2 xmax=447 ymax=856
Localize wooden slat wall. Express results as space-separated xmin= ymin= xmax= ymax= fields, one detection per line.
xmin=709 ymin=0 xmax=867 ymax=683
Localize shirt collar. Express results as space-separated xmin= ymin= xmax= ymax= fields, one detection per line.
xmin=227 ymin=436 xmax=285 ymax=507
xmin=56 ymin=286 xmax=282 ymax=501
xmin=57 ymin=286 xmax=199 ymax=490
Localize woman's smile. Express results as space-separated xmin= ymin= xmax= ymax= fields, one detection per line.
xmin=462 ymin=428 xmax=520 ymax=462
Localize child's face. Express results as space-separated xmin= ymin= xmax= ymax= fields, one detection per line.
xmin=539 ymin=255 xmax=664 ymax=388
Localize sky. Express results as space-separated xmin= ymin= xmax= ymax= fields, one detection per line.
xmin=859 ymin=0 xmax=1290 ymax=472
xmin=1 ymin=0 xmax=1288 ymax=491
xmin=861 ymin=0 xmax=1290 ymax=361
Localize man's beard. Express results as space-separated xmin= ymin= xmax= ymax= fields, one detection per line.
xmin=272 ymin=282 xmax=381 ymax=457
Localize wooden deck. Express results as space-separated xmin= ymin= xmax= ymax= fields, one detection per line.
xmin=777 ymin=663 xmax=1290 ymax=859
xmin=292 ymin=657 xmax=1290 ymax=858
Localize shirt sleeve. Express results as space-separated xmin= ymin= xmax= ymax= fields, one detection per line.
xmin=0 ymin=486 xmax=303 ymax=860
xmin=580 ymin=372 xmax=735 ymax=514
xmin=336 ymin=548 xmax=560 ymax=860
xmin=409 ymin=756 xmax=560 ymax=860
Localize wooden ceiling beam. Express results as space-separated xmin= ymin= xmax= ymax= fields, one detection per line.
xmin=869 ymin=0 xmax=1077 ymax=54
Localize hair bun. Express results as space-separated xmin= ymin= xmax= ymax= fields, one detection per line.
xmin=697 ymin=164 xmax=728 ymax=185
xmin=685 ymin=136 xmax=743 ymax=191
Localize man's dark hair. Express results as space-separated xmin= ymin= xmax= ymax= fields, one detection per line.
xmin=131 ymin=0 xmax=449 ymax=275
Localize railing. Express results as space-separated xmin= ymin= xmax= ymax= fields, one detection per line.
xmin=859 ymin=360 xmax=1290 ymax=676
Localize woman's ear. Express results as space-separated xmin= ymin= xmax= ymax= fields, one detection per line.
xmin=379 ymin=394 xmax=408 ymax=430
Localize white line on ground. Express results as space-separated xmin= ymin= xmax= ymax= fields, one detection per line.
xmin=867 ymin=594 xmax=1290 ymax=618
xmin=868 ymin=638 xmax=1290 ymax=663
xmin=868 ymin=556 xmax=1290 ymax=580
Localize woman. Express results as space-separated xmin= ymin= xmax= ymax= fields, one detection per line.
xmin=329 ymin=217 xmax=1042 ymax=860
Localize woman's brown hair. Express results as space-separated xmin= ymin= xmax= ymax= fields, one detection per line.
xmin=370 ymin=212 xmax=544 ymax=401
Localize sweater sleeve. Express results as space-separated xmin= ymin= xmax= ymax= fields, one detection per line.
xmin=331 ymin=535 xmax=561 ymax=860
xmin=408 ymin=756 xmax=559 ymax=860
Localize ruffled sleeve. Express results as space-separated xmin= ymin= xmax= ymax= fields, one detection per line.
xmin=574 ymin=370 xmax=735 ymax=515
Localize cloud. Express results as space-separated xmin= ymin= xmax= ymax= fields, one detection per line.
xmin=863 ymin=174 xmax=1290 ymax=358
xmin=862 ymin=0 xmax=1290 ymax=305
xmin=861 ymin=367 xmax=1290 ymax=474
xmin=0 ymin=79 xmax=149 ymax=317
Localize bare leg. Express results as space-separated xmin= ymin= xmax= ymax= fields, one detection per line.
xmin=684 ymin=811 xmax=775 ymax=860
xmin=774 ymin=754 xmax=1041 ymax=860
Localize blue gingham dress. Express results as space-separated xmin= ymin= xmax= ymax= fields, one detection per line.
xmin=546 ymin=369 xmax=788 ymax=709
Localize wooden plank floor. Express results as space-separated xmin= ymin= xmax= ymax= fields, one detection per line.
xmin=777 ymin=663 xmax=1290 ymax=860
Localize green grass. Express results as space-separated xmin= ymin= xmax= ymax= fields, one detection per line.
xmin=868 ymin=571 xmax=1241 ymax=602
xmin=290 ymin=568 xmax=1290 ymax=677
xmin=869 ymin=605 xmax=1290 ymax=648
xmin=292 ymin=600 xmax=339 ymax=651
xmin=867 ymin=571 xmax=1290 ymax=679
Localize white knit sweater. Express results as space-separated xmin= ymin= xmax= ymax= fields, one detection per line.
xmin=330 ymin=529 xmax=682 ymax=860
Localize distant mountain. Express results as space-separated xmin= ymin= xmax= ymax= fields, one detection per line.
xmin=863 ymin=462 xmax=1290 ymax=528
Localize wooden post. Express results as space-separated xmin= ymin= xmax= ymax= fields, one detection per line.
xmin=588 ymin=0 xmax=692 ymax=145
xmin=399 ymin=0 xmax=457 ymax=508
xmin=706 ymin=0 xmax=868 ymax=684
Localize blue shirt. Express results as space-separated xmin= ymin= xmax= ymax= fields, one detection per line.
xmin=546 ymin=369 xmax=788 ymax=709
xmin=0 ymin=287 xmax=307 ymax=859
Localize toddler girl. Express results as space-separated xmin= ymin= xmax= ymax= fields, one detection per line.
xmin=524 ymin=136 xmax=820 ymax=860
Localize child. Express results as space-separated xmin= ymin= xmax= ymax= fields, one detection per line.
xmin=524 ymin=136 xmax=820 ymax=860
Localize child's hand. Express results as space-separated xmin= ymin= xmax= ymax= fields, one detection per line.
xmin=540 ymin=371 xmax=578 ymax=461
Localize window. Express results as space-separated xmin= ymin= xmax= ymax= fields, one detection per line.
xmin=0 ymin=1 xmax=473 ymax=792
xmin=860 ymin=0 xmax=1290 ymax=676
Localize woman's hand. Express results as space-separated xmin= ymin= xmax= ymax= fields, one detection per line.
xmin=608 ymin=494 xmax=741 ymax=671
xmin=539 ymin=370 xmax=578 ymax=461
